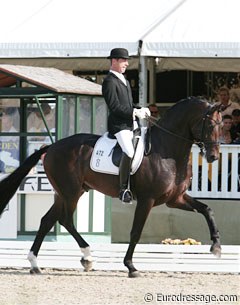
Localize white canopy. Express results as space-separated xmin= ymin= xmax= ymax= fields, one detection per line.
xmin=0 ymin=0 xmax=240 ymax=72
xmin=0 ymin=0 xmax=181 ymax=58
xmin=141 ymin=0 xmax=240 ymax=58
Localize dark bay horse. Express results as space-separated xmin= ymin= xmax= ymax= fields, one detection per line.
xmin=0 ymin=97 xmax=223 ymax=277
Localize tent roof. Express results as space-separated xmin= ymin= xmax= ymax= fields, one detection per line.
xmin=0 ymin=0 xmax=180 ymax=58
xmin=0 ymin=65 xmax=102 ymax=95
xmin=141 ymin=0 xmax=240 ymax=57
xmin=0 ymin=0 xmax=240 ymax=73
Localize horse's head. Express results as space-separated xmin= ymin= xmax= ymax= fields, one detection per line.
xmin=192 ymin=102 xmax=223 ymax=163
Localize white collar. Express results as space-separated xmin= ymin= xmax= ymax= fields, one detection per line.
xmin=110 ymin=70 xmax=127 ymax=86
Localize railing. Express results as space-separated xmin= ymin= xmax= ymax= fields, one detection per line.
xmin=188 ymin=144 xmax=240 ymax=199
xmin=0 ymin=241 xmax=239 ymax=273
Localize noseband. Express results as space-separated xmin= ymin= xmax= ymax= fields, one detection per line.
xmin=194 ymin=111 xmax=221 ymax=156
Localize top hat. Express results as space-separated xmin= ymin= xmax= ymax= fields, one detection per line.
xmin=107 ymin=48 xmax=130 ymax=59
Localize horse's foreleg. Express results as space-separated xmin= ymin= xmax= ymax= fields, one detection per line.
xmin=182 ymin=194 xmax=221 ymax=257
xmin=124 ymin=199 xmax=153 ymax=278
xmin=28 ymin=202 xmax=60 ymax=274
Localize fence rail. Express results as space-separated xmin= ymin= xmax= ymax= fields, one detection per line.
xmin=188 ymin=144 xmax=240 ymax=199
xmin=0 ymin=241 xmax=239 ymax=273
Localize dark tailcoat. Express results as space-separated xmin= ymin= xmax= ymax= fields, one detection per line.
xmin=102 ymin=72 xmax=134 ymax=135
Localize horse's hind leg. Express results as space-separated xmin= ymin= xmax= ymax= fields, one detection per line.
xmin=59 ymin=206 xmax=93 ymax=272
xmin=28 ymin=193 xmax=93 ymax=273
xmin=175 ymin=194 xmax=221 ymax=257
xmin=28 ymin=195 xmax=61 ymax=274
xmin=60 ymin=222 xmax=93 ymax=271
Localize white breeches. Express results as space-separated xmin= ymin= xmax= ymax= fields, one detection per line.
xmin=115 ymin=129 xmax=134 ymax=158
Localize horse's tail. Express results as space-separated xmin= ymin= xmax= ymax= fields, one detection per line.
xmin=0 ymin=145 xmax=50 ymax=215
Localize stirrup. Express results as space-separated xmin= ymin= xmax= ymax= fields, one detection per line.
xmin=119 ymin=189 xmax=133 ymax=204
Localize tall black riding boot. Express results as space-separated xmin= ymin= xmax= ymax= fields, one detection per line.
xmin=119 ymin=153 xmax=133 ymax=204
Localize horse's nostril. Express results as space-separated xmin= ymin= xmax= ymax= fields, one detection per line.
xmin=208 ymin=155 xmax=218 ymax=163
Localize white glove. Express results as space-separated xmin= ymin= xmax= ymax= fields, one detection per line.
xmin=142 ymin=107 xmax=151 ymax=117
xmin=133 ymin=108 xmax=150 ymax=120
xmin=133 ymin=108 xmax=145 ymax=120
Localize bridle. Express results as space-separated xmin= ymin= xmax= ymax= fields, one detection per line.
xmin=195 ymin=113 xmax=222 ymax=155
xmin=145 ymin=109 xmax=221 ymax=156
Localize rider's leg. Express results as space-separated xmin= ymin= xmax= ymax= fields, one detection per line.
xmin=119 ymin=152 xmax=133 ymax=203
xmin=115 ymin=130 xmax=134 ymax=203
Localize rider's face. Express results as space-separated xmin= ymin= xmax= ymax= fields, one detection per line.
xmin=111 ymin=58 xmax=129 ymax=74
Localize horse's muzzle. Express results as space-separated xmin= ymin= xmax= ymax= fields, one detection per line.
xmin=207 ymin=154 xmax=219 ymax=163
xmin=205 ymin=142 xmax=220 ymax=163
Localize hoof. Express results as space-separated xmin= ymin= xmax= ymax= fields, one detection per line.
xmin=30 ymin=267 xmax=42 ymax=274
xmin=210 ymin=244 xmax=221 ymax=258
xmin=81 ymin=258 xmax=93 ymax=272
xmin=128 ymin=271 xmax=141 ymax=278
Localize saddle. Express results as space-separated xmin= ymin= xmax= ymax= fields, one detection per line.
xmin=90 ymin=127 xmax=147 ymax=175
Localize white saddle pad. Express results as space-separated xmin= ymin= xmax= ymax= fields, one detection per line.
xmin=90 ymin=128 xmax=147 ymax=175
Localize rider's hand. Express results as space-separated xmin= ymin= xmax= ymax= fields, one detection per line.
xmin=133 ymin=108 xmax=145 ymax=120
xmin=142 ymin=107 xmax=151 ymax=117
xmin=133 ymin=108 xmax=150 ymax=120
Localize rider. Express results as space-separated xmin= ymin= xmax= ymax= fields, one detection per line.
xmin=102 ymin=48 xmax=149 ymax=204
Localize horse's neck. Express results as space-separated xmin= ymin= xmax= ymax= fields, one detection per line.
xmin=150 ymin=123 xmax=192 ymax=157
xmin=149 ymin=127 xmax=192 ymax=183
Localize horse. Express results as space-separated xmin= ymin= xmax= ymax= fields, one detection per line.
xmin=0 ymin=97 xmax=223 ymax=278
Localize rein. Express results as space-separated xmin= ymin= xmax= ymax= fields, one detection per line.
xmin=146 ymin=115 xmax=193 ymax=144
xmin=146 ymin=110 xmax=220 ymax=156
xmin=144 ymin=115 xmax=193 ymax=156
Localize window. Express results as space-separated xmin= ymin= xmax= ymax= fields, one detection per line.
xmin=0 ymin=99 xmax=20 ymax=173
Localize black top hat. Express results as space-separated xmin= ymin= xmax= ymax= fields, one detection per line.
xmin=107 ymin=48 xmax=130 ymax=59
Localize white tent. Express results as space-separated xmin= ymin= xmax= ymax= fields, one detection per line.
xmin=1 ymin=0 xmax=240 ymax=71
xmin=0 ymin=0 xmax=239 ymax=57
xmin=0 ymin=0 xmax=181 ymax=58
xmin=0 ymin=0 xmax=179 ymax=71
xmin=140 ymin=0 xmax=240 ymax=72
xmin=141 ymin=0 xmax=240 ymax=58
xmin=1 ymin=0 xmax=240 ymax=103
